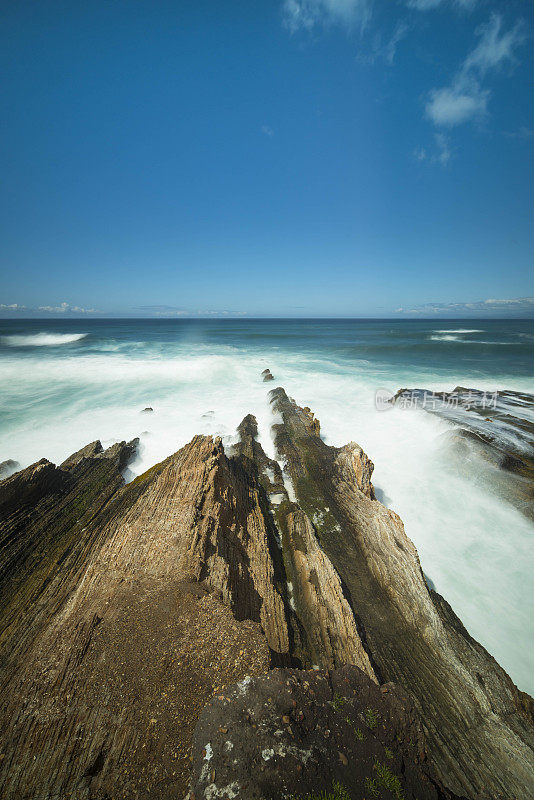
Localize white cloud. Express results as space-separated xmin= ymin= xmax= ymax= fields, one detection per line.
xmin=426 ymin=79 xmax=489 ymax=126
xmin=0 ymin=301 xmax=99 ymax=315
xmin=426 ymin=14 xmax=525 ymax=128
xmin=413 ymin=133 xmax=451 ymax=165
xmin=135 ymin=305 xmax=248 ymax=318
xmin=435 ymin=132 xmax=451 ymax=164
xmin=282 ymin=0 xmax=372 ymax=34
xmin=413 ymin=146 xmax=427 ymax=161
xmin=408 ymin=0 xmax=477 ymax=10
xmin=464 ymin=14 xmax=525 ymax=76
xmin=37 ymin=302 xmax=99 ymax=314
xmin=383 ymin=21 xmax=410 ymax=65
xmin=261 ymin=125 xmax=274 ymax=137
xmin=397 ymin=297 xmax=534 ymax=316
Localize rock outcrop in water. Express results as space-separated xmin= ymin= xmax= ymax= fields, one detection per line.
xmin=391 ymin=387 xmax=534 ymax=520
xmin=0 ymin=381 xmax=533 ymax=800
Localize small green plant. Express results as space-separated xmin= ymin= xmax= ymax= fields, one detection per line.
xmin=288 ymin=780 xmax=351 ymax=800
xmin=365 ymin=776 xmax=380 ymax=797
xmin=331 ymin=694 xmax=346 ymax=712
xmin=364 ymin=707 xmax=378 ymax=729
xmin=384 ymin=746 xmax=393 ymax=760
xmin=366 ymin=760 xmax=404 ymax=800
xmin=353 ymin=726 xmax=365 ymax=741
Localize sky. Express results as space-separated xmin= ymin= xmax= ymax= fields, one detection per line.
xmin=0 ymin=0 xmax=533 ymax=318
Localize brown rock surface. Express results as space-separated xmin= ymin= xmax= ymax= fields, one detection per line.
xmin=188 ymin=665 xmax=464 ymax=800
xmin=0 ymin=435 xmax=272 ymax=799
xmin=0 ymin=385 xmax=533 ymax=800
xmin=268 ymin=386 xmax=534 ymax=799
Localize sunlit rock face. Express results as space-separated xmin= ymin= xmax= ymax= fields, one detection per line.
xmin=0 ymin=382 xmax=532 ymax=799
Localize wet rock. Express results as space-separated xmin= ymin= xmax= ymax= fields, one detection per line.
xmin=0 ymin=391 xmax=533 ymax=800
xmin=268 ymin=387 xmax=534 ymax=799
xmin=262 ymin=368 xmax=275 ymax=382
xmin=391 ymin=387 xmax=534 ymax=520
xmin=141 ymin=406 xmax=154 ymax=413
xmin=189 ymin=665 xmax=463 ymax=800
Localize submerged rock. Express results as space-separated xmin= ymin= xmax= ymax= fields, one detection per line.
xmin=262 ymin=368 xmax=275 ymax=382
xmin=141 ymin=406 xmax=154 ymax=412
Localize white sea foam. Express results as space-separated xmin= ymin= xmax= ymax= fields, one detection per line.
xmin=1 ymin=332 xmax=87 ymax=346
xmin=429 ymin=334 xmax=462 ymax=341
xmin=0 ymin=342 xmax=532 ymax=694
xmin=433 ymin=329 xmax=484 ymax=334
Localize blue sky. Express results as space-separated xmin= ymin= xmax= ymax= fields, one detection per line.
xmin=0 ymin=0 xmax=533 ymax=318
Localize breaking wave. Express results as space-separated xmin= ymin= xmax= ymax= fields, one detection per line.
xmin=0 ymin=319 xmax=532 ymax=693
xmin=433 ymin=329 xmax=484 ymax=334
xmin=1 ymin=333 xmax=88 ymax=347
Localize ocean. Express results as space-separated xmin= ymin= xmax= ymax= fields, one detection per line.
xmin=1 ymin=317 xmax=533 ymax=693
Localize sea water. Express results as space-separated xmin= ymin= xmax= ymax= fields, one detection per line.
xmin=0 ymin=317 xmax=533 ymax=692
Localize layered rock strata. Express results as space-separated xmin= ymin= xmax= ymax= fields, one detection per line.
xmin=0 ymin=380 xmax=532 ymax=800
xmin=268 ymin=386 xmax=534 ymax=799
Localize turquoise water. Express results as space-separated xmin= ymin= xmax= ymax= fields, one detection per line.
xmin=1 ymin=317 xmax=533 ymax=692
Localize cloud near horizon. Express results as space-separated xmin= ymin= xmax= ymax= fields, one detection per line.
xmin=0 ymin=302 xmax=100 ymax=315
xmin=396 ymin=297 xmax=534 ymax=316
xmin=135 ymin=305 xmax=248 ymax=318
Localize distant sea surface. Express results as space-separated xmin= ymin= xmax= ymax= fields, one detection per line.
xmin=1 ymin=317 xmax=533 ymax=692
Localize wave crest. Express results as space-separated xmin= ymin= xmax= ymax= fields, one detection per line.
xmin=1 ymin=333 xmax=87 ymax=346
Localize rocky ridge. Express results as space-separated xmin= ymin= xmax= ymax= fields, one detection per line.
xmin=0 ymin=376 xmax=532 ymax=799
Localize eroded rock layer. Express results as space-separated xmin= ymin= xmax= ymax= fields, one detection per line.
xmin=0 ymin=381 xmax=532 ymax=800
xmin=268 ymin=386 xmax=534 ymax=799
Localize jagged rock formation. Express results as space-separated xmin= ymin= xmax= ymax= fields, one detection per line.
xmin=0 ymin=436 xmax=273 ymax=799
xmin=188 ymin=665 xmax=463 ymax=800
xmin=0 ymin=382 xmax=533 ymax=800
xmin=391 ymin=387 xmax=534 ymax=519
xmin=267 ymin=387 xmax=534 ymax=799
xmin=233 ymin=413 xmax=376 ymax=677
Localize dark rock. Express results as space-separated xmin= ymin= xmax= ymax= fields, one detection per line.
xmin=391 ymin=387 xmax=534 ymax=520
xmin=141 ymin=406 xmax=154 ymax=413
xmin=189 ymin=665 xmax=464 ymax=800
xmin=262 ymin=368 xmax=275 ymax=382
xmin=0 ymin=459 xmax=20 ymax=480
xmin=267 ymin=387 xmax=534 ymax=798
